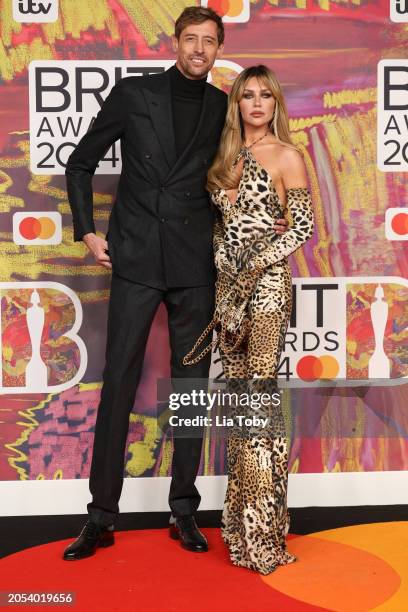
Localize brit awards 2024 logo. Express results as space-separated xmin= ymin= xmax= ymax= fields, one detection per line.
xmin=201 ymin=0 xmax=250 ymax=22
xmin=12 ymin=0 xmax=59 ymax=23
xmin=28 ymin=59 xmax=243 ymax=175
xmin=377 ymin=59 xmax=408 ymax=171
xmin=0 ymin=283 xmax=87 ymax=393
xmin=390 ymin=0 xmax=408 ymax=22
xmin=210 ymin=277 xmax=408 ymax=385
xmin=282 ymin=277 xmax=407 ymax=384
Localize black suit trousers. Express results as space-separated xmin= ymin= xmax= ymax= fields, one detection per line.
xmin=87 ymin=273 xmax=215 ymax=526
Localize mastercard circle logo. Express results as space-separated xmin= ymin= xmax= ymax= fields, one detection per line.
xmin=390 ymin=212 xmax=408 ymax=236
xmin=296 ymin=355 xmax=339 ymax=381
xmin=19 ymin=216 xmax=56 ymax=240
xmin=207 ymin=0 xmax=244 ymax=17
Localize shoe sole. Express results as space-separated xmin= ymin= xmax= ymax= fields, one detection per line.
xmin=63 ymin=536 xmax=114 ymax=561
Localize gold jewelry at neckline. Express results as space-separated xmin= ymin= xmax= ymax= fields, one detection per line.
xmin=244 ymin=129 xmax=270 ymax=150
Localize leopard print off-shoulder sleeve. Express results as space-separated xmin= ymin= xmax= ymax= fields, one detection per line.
xmin=250 ymin=187 xmax=314 ymax=270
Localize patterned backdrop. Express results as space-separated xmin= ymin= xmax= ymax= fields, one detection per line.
xmin=0 ymin=0 xmax=407 ymax=490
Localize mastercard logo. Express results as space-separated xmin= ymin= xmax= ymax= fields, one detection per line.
xmin=19 ymin=217 xmax=56 ymax=240
xmin=13 ymin=212 xmax=62 ymax=245
xmin=202 ymin=0 xmax=249 ymax=22
xmin=391 ymin=213 xmax=408 ymax=235
xmin=385 ymin=207 xmax=408 ymax=241
xmin=296 ymin=355 xmax=340 ymax=381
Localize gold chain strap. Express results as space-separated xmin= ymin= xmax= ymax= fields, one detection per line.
xmin=182 ymin=311 xmax=250 ymax=366
xmin=182 ymin=286 xmax=253 ymax=366
xmin=182 ymin=318 xmax=218 ymax=366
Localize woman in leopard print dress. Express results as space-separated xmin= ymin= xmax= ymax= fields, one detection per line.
xmin=207 ymin=65 xmax=314 ymax=575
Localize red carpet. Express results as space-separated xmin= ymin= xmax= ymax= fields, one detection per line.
xmin=0 ymin=524 xmax=406 ymax=611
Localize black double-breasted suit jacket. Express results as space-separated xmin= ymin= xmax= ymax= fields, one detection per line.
xmin=66 ymin=67 xmax=228 ymax=289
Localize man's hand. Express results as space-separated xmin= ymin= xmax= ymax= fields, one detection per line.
xmin=83 ymin=233 xmax=112 ymax=270
xmin=274 ymin=217 xmax=289 ymax=235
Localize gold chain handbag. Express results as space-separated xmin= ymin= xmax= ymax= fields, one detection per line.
xmin=182 ymin=287 xmax=251 ymax=366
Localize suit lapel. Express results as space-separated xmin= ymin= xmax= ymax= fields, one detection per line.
xmin=142 ymin=73 xmax=178 ymax=171
xmin=166 ymin=84 xmax=222 ymax=181
xmin=143 ymin=71 xmax=223 ymax=180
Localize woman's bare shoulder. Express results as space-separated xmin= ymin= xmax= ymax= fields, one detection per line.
xmin=254 ymin=142 xmax=304 ymax=180
xmin=278 ymin=145 xmax=304 ymax=164
xmin=278 ymin=147 xmax=308 ymax=188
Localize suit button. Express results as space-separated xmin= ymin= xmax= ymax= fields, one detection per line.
xmin=184 ymin=218 xmax=189 ymax=224
xmin=145 ymin=153 xmax=151 ymax=159
xmin=160 ymin=186 xmax=166 ymax=192
xmin=160 ymin=217 xmax=165 ymax=223
xmin=185 ymin=191 xmax=191 ymax=197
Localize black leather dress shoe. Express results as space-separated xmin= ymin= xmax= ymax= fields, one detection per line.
xmin=63 ymin=520 xmax=114 ymax=560
xmin=169 ymin=515 xmax=208 ymax=552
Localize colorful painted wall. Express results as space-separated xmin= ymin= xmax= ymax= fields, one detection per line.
xmin=0 ymin=1 xmax=407 ymax=505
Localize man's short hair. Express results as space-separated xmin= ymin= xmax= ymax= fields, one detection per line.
xmin=175 ymin=6 xmax=225 ymax=45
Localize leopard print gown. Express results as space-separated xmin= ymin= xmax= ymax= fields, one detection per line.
xmin=211 ymin=147 xmax=314 ymax=575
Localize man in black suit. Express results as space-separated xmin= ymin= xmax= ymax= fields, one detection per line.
xmin=62 ymin=6 xmax=228 ymax=561
xmin=63 ymin=6 xmax=286 ymax=560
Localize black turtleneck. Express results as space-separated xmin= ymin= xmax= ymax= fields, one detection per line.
xmin=169 ymin=64 xmax=207 ymax=158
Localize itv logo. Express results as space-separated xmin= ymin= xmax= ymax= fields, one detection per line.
xmin=390 ymin=0 xmax=408 ymax=22
xmin=13 ymin=0 xmax=59 ymax=23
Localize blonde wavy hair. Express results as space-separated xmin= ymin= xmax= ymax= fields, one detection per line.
xmin=207 ymin=65 xmax=299 ymax=192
